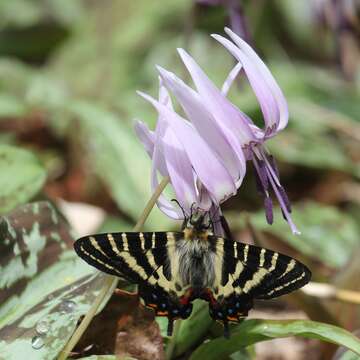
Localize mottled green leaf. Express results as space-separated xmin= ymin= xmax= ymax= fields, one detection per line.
xmin=0 ymin=145 xmax=46 ymax=214
xmin=190 ymin=320 xmax=360 ymax=360
xmin=0 ymin=201 xmax=109 ymax=360
xmin=246 ymin=201 xmax=359 ymax=268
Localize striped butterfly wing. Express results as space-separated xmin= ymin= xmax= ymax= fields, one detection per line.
xmin=74 ymin=232 xmax=170 ymax=282
xmin=206 ymin=236 xmax=311 ymax=326
xmin=74 ymin=232 xmax=194 ymax=334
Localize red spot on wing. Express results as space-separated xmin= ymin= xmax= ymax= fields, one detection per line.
xmin=202 ymin=288 xmax=218 ymax=306
xmin=179 ymin=288 xmax=193 ymax=305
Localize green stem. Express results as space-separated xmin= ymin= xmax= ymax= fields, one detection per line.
xmin=165 ymin=319 xmax=182 ymax=360
xmin=58 ymin=176 xmax=170 ymax=360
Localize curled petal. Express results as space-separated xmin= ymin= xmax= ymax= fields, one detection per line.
xmin=134 ymin=120 xmax=155 ymax=157
xmin=158 ymin=77 xmax=174 ymax=110
xmin=212 ymin=33 xmax=278 ymax=136
xmin=196 ymin=180 xmax=213 ymax=211
xmin=138 ymin=91 xmax=237 ymax=204
xmin=177 ymin=48 xmax=256 ymax=147
xmin=162 ymin=126 xmax=199 ymax=214
xmin=221 ymin=62 xmax=242 ymax=96
xmin=151 ymin=169 xmax=183 ymax=219
xmin=157 ymin=65 xmax=245 ymax=186
xmin=224 ymin=28 xmax=288 ymax=132
xmin=150 ymin=120 xmax=183 ymax=219
xmin=212 ymin=28 xmax=288 ymax=136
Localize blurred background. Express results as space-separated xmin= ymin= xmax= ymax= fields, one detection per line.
xmin=0 ymin=1 xmax=359 ymax=359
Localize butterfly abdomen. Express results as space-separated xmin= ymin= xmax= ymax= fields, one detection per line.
xmin=176 ymin=238 xmax=216 ymax=290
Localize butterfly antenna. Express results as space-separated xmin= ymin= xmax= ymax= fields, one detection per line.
xmin=190 ymin=202 xmax=196 ymax=221
xmin=171 ymin=199 xmax=187 ymax=220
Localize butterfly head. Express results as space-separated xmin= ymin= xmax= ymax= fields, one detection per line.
xmin=184 ymin=205 xmax=213 ymax=233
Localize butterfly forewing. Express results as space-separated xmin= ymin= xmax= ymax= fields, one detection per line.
xmin=74 ymin=231 xmax=194 ymax=329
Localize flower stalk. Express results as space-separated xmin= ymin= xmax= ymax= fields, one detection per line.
xmin=58 ymin=176 xmax=170 ymax=360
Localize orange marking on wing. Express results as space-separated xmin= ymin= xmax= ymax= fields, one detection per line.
xmin=157 ymin=311 xmax=168 ymax=316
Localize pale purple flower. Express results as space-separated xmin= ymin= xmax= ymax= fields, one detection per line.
xmin=135 ymin=28 xmax=300 ymax=234
xmin=134 ymin=79 xmax=237 ymax=225
xmin=211 ymin=27 xmax=299 ymax=234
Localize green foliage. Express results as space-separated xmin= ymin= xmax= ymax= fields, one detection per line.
xmin=157 ymin=300 xmax=213 ymax=357
xmin=0 ymin=0 xmax=359 ymax=358
xmin=247 ymin=202 xmax=359 ymax=268
xmin=190 ymin=319 xmax=360 ymax=360
xmin=0 ymin=145 xmax=46 ymax=214
xmin=336 ymin=350 xmax=360 ymax=360
xmin=0 ymin=201 xmax=108 ymax=360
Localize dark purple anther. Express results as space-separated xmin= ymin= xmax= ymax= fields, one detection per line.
xmin=257 ymin=160 xmax=269 ymax=191
xmin=264 ymin=196 xmax=273 ymax=225
xmin=268 ymin=154 xmax=280 ymax=180
xmin=278 ymin=186 xmax=292 ymax=213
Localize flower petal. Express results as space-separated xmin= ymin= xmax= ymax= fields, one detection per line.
xmin=162 ymin=125 xmax=199 ymax=213
xmin=177 ymin=48 xmax=256 ymax=147
xmin=212 ymin=28 xmax=288 ymax=135
xmin=221 ymin=62 xmax=242 ymax=96
xmin=134 ymin=120 xmax=155 ymax=157
xmin=158 ymin=76 xmax=174 ymax=110
xmin=157 ymin=65 xmax=245 ymax=186
xmin=212 ymin=34 xmax=277 ymax=136
xmin=138 ymin=90 xmax=237 ymax=204
xmin=149 ymin=118 xmax=183 ymax=219
xmin=224 ymin=28 xmax=288 ymax=131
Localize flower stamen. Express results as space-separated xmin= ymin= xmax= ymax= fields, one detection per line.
xmin=251 ymin=145 xmax=299 ymax=234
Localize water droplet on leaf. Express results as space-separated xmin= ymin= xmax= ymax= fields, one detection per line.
xmin=31 ymin=335 xmax=44 ymax=349
xmin=36 ymin=320 xmax=50 ymax=335
xmin=59 ymin=300 xmax=76 ymax=313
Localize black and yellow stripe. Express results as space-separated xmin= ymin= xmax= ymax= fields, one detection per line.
xmin=207 ymin=236 xmax=310 ymax=301
xmin=74 ymin=229 xmax=311 ymax=336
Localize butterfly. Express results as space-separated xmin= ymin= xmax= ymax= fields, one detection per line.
xmin=74 ymin=211 xmax=311 ymax=338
